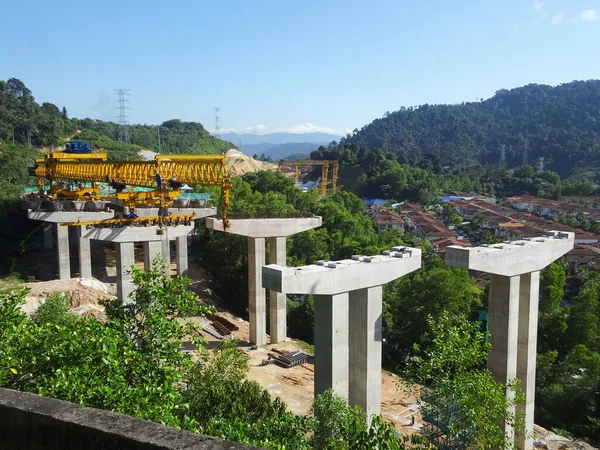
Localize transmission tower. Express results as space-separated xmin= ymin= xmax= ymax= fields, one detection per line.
xmin=214 ymin=107 xmax=221 ymax=139
xmin=536 ymin=156 xmax=544 ymax=172
xmin=499 ymin=144 xmax=506 ymax=164
xmin=114 ymin=89 xmax=131 ymax=144
xmin=522 ymin=138 xmax=529 ymax=166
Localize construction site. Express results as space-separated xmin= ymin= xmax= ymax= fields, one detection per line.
xmin=12 ymin=144 xmax=592 ymax=450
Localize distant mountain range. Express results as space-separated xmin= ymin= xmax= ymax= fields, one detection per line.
xmin=219 ymin=132 xmax=342 ymax=161
xmin=220 ymin=132 xmax=342 ymax=146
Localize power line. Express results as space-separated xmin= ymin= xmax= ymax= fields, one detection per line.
xmin=114 ymin=88 xmax=131 ymax=144
xmin=499 ymin=144 xmax=506 ymax=164
xmin=214 ymin=106 xmax=221 ymax=139
xmin=536 ymin=156 xmax=544 ymax=172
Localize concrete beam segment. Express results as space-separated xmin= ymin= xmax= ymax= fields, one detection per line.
xmin=135 ymin=207 xmax=217 ymax=219
xmin=262 ymin=248 xmax=422 ymax=295
xmin=116 ymin=242 xmax=135 ymax=303
xmin=76 ymin=226 xmax=92 ymax=279
xmin=249 ymin=237 xmax=267 ymax=346
xmin=206 ymin=217 xmax=322 ymax=238
xmin=445 ymin=231 xmax=574 ymax=276
xmin=56 ymin=223 xmax=71 ymax=280
xmin=488 ymin=274 xmax=520 ymax=441
xmin=349 ymin=286 xmax=383 ymax=421
xmin=43 ymin=223 xmax=54 ymax=249
xmin=517 ymin=271 xmax=540 ymax=450
xmin=80 ymin=225 xmax=194 ymax=243
xmin=269 ymin=236 xmax=287 ymax=343
xmin=314 ymin=293 xmax=349 ymax=399
xmin=143 ymin=241 xmax=162 ymax=271
xmin=28 ymin=211 xmax=114 ymax=223
xmin=176 ymin=236 xmax=188 ymax=276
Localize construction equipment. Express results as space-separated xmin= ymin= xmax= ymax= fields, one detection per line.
xmin=32 ymin=153 xmax=232 ymax=228
xmin=64 ymin=140 xmax=93 ymax=153
xmin=277 ymin=160 xmax=339 ymax=197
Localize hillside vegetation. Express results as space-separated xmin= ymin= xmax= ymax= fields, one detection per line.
xmin=0 ymin=78 xmax=234 ymax=160
xmin=346 ymin=80 xmax=600 ymax=179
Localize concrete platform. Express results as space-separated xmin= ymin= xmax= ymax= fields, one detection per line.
xmin=445 ymin=231 xmax=574 ymax=276
xmin=28 ymin=211 xmax=115 ymax=223
xmin=263 ymin=248 xmax=422 ymax=295
xmin=206 ymin=216 xmax=322 ymax=237
xmin=134 ymin=207 xmax=217 ymax=219
xmin=79 ymin=224 xmax=195 ymax=243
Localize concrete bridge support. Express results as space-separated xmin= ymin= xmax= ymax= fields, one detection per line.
xmin=176 ymin=236 xmax=188 ymax=276
xmin=207 ymin=217 xmax=322 ymax=346
xmin=143 ymin=241 xmax=162 ymax=271
xmin=263 ymin=248 xmax=422 ymax=421
xmin=445 ymin=232 xmax=574 ymax=450
xmin=77 ymin=226 xmax=92 ymax=279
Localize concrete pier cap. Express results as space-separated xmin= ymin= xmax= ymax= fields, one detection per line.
xmin=206 ymin=216 xmax=322 ymax=237
xmin=262 ymin=247 xmax=422 ymax=295
xmin=79 ymin=224 xmax=195 ymax=243
xmin=134 ymin=207 xmax=217 ymax=219
xmin=445 ymin=231 xmax=574 ymax=276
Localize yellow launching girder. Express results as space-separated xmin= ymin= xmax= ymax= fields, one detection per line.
xmin=277 ymin=160 xmax=339 ymax=197
xmin=36 ymin=154 xmax=232 ymax=227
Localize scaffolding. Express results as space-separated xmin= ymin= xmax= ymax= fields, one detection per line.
xmin=420 ymin=387 xmax=473 ymax=450
xmin=277 ymin=160 xmax=339 ymax=197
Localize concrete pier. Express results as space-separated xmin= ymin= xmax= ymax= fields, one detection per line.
xmin=43 ymin=223 xmax=54 ymax=249
xmin=349 ymin=286 xmax=383 ymax=419
xmin=315 ymin=293 xmax=349 ymax=399
xmin=116 ymin=242 xmax=135 ymax=303
xmin=143 ymin=241 xmax=161 ymax=271
xmin=56 ymin=224 xmax=70 ymax=280
xmin=207 ymin=217 xmax=322 ymax=346
xmin=176 ymin=236 xmax=188 ymax=276
xmin=249 ymin=238 xmax=266 ymax=346
xmin=269 ymin=237 xmax=287 ymax=343
xmin=27 ymin=206 xmax=115 ymax=280
xmin=446 ymin=232 xmax=574 ymax=450
xmin=263 ymin=248 xmax=422 ymax=420
xmin=77 ymin=226 xmax=92 ymax=279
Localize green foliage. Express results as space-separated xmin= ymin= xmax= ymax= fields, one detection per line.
xmin=344 ymin=80 xmax=600 ymax=179
xmin=311 ymin=390 xmax=428 ymax=450
xmin=32 ymin=292 xmax=74 ymax=327
xmin=407 ymin=312 xmax=490 ymax=383
xmin=406 ymin=313 xmax=526 ymax=449
xmin=0 ymin=78 xmax=234 ymax=161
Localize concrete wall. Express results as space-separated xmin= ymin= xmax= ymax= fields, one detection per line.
xmin=0 ymin=388 xmax=258 ymax=450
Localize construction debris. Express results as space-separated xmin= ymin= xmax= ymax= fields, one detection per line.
xmin=262 ymin=351 xmax=310 ymax=369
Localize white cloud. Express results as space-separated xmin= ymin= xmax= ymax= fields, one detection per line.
xmin=533 ymin=0 xmax=546 ymax=10
xmin=567 ymin=9 xmax=598 ymax=23
xmin=580 ymin=9 xmax=598 ymax=22
xmin=219 ymin=122 xmax=350 ymax=136
xmin=551 ymin=12 xmax=565 ymax=24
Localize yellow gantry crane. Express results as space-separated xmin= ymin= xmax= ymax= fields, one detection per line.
xmin=277 ymin=160 xmax=339 ymax=197
xmin=33 ymin=154 xmax=232 ymax=228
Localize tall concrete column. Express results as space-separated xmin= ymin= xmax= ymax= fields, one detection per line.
xmin=77 ymin=226 xmax=92 ymax=279
xmin=43 ymin=223 xmax=54 ymax=249
xmin=517 ymin=271 xmax=540 ymax=450
xmin=143 ymin=241 xmax=162 ymax=271
xmin=160 ymin=237 xmax=171 ymax=276
xmin=248 ymin=237 xmax=266 ymax=346
xmin=116 ymin=242 xmax=135 ymax=303
xmin=314 ymin=293 xmax=349 ymax=399
xmin=349 ymin=286 xmax=383 ymax=421
xmin=269 ymin=236 xmax=287 ymax=343
xmin=56 ymin=224 xmax=71 ymax=280
xmin=488 ymin=274 xmax=521 ymax=441
xmin=176 ymin=236 xmax=188 ymax=276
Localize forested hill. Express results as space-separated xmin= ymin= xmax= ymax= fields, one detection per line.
xmin=345 ymin=80 xmax=600 ymax=179
xmin=0 ymin=78 xmax=234 ymax=160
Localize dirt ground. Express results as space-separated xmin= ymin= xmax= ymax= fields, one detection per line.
xmin=190 ymin=308 xmax=423 ymax=436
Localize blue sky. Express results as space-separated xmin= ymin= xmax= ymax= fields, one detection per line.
xmin=2 ymin=0 xmax=599 ymax=136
